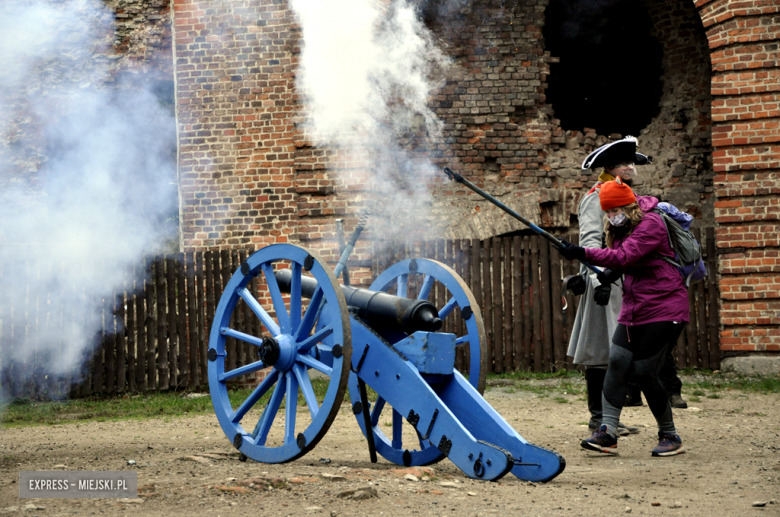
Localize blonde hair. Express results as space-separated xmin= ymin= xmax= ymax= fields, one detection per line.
xmin=604 ymin=202 xmax=644 ymax=248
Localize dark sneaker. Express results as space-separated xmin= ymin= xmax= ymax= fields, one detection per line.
xmin=651 ymin=432 xmax=685 ymax=457
xmin=669 ymin=394 xmax=688 ymax=409
xmin=588 ymin=418 xmax=601 ymax=431
xmin=581 ymin=425 xmax=618 ymax=454
xmin=625 ymin=393 xmax=644 ymax=407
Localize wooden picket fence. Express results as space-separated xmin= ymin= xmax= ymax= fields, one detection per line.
xmin=0 ymin=229 xmax=720 ymax=398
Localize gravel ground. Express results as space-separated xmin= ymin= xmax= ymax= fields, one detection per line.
xmin=1 ymin=376 xmax=779 ymax=516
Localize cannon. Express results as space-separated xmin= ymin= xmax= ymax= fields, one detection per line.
xmin=207 ymin=242 xmax=565 ymax=482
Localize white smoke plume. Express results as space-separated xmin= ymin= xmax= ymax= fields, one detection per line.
xmin=289 ymin=0 xmax=452 ymax=240
xmin=0 ymin=0 xmax=178 ymax=399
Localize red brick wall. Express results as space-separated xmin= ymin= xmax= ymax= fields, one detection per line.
xmin=697 ymin=0 xmax=780 ymax=353
xmin=172 ymin=0 xmax=299 ymax=251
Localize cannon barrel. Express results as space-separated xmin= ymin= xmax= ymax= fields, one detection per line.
xmin=275 ymin=269 xmax=442 ymax=334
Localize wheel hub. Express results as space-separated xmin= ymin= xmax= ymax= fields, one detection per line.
xmin=258 ymin=337 xmax=281 ymax=366
xmin=259 ymin=335 xmax=296 ymax=371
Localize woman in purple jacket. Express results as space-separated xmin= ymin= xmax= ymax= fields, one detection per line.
xmin=558 ymin=178 xmax=688 ymax=457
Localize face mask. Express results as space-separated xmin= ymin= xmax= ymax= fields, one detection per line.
xmin=608 ymin=212 xmax=628 ymax=227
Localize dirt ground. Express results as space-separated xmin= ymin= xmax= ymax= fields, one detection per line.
xmin=1 ymin=376 xmax=779 ymax=517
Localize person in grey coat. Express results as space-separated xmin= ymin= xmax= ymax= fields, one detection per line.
xmin=564 ymin=137 xmax=649 ymax=433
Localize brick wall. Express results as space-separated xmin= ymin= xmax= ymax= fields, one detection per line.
xmin=172 ymin=0 xmax=299 ymax=251
xmin=169 ymin=0 xmax=780 ymax=356
xmin=697 ymin=0 xmax=780 ymax=353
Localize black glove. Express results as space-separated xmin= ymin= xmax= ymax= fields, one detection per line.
xmin=555 ymin=239 xmax=586 ymax=262
xmin=593 ymin=284 xmax=611 ymax=306
xmin=597 ymin=268 xmax=621 ymax=286
xmin=561 ymin=275 xmax=586 ymax=296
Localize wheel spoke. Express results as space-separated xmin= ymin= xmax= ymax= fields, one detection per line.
xmin=396 ymin=274 xmax=408 ymax=298
xmin=220 ymin=359 xmax=267 ymax=382
xmin=238 ymin=288 xmax=280 ymax=335
xmin=252 ymin=374 xmax=285 ymax=444
xmin=295 ymin=287 xmax=323 ymax=341
xmin=392 ymin=408 xmax=403 ymax=449
xmin=293 ymin=363 xmax=319 ymax=420
xmin=262 ymin=263 xmax=291 ymax=334
xmin=296 ymin=324 xmax=334 ymax=355
xmin=289 ymin=263 xmax=302 ymax=332
xmin=439 ymin=296 xmax=458 ymax=320
xmin=284 ymin=371 xmax=299 ymax=445
xmin=455 ymin=335 xmax=470 ymax=345
xmin=296 ymin=354 xmax=333 ymax=377
xmin=370 ymin=397 xmax=386 ymax=427
xmin=418 ymin=275 xmax=434 ymax=300
xmin=220 ymin=327 xmax=266 ymax=348
xmin=231 ymin=369 xmax=279 ymax=424
xmin=418 ymin=434 xmax=430 ymax=450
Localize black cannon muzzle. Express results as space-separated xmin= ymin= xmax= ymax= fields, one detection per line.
xmin=274 ymin=269 xmax=442 ymax=334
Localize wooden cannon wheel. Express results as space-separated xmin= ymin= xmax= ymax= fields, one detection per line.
xmin=207 ymin=244 xmax=352 ymax=463
xmin=347 ymin=258 xmax=487 ymax=467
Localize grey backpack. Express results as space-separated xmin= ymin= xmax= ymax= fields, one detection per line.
xmin=652 ymin=206 xmax=707 ymax=287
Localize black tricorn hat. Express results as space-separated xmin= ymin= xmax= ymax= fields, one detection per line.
xmin=581 ymin=136 xmax=651 ymax=170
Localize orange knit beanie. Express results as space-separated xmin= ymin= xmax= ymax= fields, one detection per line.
xmin=599 ymin=178 xmax=637 ymax=211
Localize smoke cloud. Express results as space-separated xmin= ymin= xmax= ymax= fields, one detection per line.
xmin=289 ymin=0 xmax=452 ymax=240
xmin=0 ymin=0 xmax=178 ymax=399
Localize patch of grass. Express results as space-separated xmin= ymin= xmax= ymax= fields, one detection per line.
xmin=1 ymin=378 xmax=332 ymax=428
xmin=683 ymin=371 xmax=780 ymax=394
xmin=559 ymin=380 xmax=585 ymax=396
xmin=553 ymin=396 xmax=569 ymax=404
xmin=488 ymin=370 xmax=582 ymax=382
xmin=485 ymin=369 xmax=583 ymax=397
xmin=692 ymin=389 xmax=706 ymax=396
xmin=688 ymin=396 xmax=701 ymax=403
xmin=706 ymin=393 xmax=720 ymax=399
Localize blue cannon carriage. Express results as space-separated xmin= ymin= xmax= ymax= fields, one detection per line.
xmin=207 ymin=243 xmax=565 ymax=482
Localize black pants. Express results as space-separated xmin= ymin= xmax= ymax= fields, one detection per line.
xmin=627 ymin=339 xmax=683 ymax=399
xmin=602 ymin=321 xmax=685 ymax=436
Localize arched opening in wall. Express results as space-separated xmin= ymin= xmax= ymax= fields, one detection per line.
xmin=543 ymin=0 xmax=663 ymax=136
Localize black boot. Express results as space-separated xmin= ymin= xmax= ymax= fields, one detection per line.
xmin=585 ymin=368 xmax=607 ymax=430
xmin=625 ymin=383 xmax=644 ymax=407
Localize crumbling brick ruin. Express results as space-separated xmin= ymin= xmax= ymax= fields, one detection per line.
xmin=0 ymin=0 xmax=173 ymax=210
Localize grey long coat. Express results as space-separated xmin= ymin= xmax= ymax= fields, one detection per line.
xmin=566 ymin=184 xmax=622 ymax=367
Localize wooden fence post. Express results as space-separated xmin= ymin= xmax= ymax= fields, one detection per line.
xmin=165 ymin=256 xmax=178 ymax=388
xmin=522 ymin=236 xmax=532 ymax=370
xmin=502 ymin=237 xmax=513 ymax=371
xmin=126 ymin=265 xmax=137 ymax=393
xmin=531 ymin=236 xmax=542 ymax=372
xmin=550 ymin=240 xmax=565 ymax=370
xmin=706 ymin=227 xmax=721 ymax=369
xmin=512 ymin=236 xmax=522 ymax=371
xmin=492 ymin=237 xmax=503 ymax=374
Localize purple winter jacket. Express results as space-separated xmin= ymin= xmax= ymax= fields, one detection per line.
xmin=583 ymin=196 xmax=690 ymax=326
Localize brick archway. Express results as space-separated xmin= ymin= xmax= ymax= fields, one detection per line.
xmin=693 ymin=0 xmax=780 ymax=356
